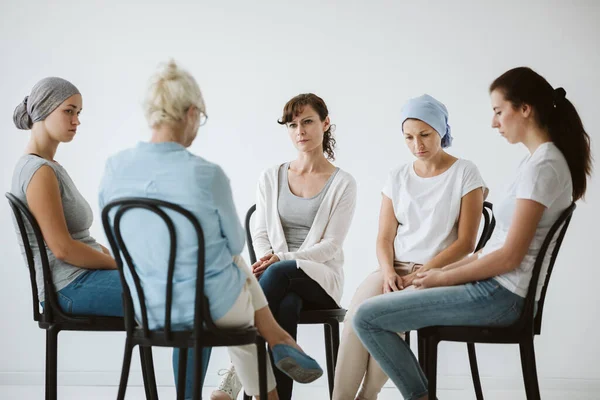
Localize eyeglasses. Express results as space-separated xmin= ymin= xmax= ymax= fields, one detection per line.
xmin=199 ymin=110 xmax=208 ymax=126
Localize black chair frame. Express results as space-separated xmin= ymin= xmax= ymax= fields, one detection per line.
xmin=418 ymin=202 xmax=576 ymax=400
xmin=5 ymin=192 xmax=160 ymax=400
xmin=243 ymin=204 xmax=345 ymax=400
xmin=102 ymin=197 xmax=268 ymax=400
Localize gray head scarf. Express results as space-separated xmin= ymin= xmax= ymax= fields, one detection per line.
xmin=13 ymin=77 xmax=80 ymax=130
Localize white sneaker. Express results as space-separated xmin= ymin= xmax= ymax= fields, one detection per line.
xmin=211 ymin=365 xmax=242 ymax=400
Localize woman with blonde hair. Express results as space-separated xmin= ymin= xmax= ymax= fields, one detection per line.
xmin=99 ymin=60 xmax=323 ymax=399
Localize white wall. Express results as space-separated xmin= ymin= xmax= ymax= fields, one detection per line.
xmin=1 ymin=0 xmax=599 ymax=393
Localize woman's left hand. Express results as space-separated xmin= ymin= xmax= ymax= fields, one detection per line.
xmin=413 ymin=269 xmax=450 ymax=289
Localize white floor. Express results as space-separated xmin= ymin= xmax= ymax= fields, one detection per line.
xmin=0 ymin=385 xmax=597 ymax=400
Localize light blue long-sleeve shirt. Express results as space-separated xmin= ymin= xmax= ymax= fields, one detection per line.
xmin=99 ymin=141 xmax=246 ymax=329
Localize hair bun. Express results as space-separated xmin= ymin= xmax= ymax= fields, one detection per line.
xmin=13 ymin=96 xmax=33 ymax=130
xmin=158 ymin=59 xmax=180 ymax=81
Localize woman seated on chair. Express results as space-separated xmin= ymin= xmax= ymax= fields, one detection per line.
xmin=332 ymin=94 xmax=487 ymax=400
xmin=99 ymin=60 xmax=324 ymax=400
xmin=11 ymin=77 xmax=121 ymax=315
xmin=212 ymin=93 xmax=357 ymax=400
xmin=352 ymin=67 xmax=592 ymax=400
xmin=10 ymin=76 xmax=212 ymax=399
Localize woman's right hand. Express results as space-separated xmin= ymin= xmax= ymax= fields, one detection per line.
xmin=382 ymin=270 xmax=404 ymax=293
xmin=252 ymin=254 xmax=280 ymax=278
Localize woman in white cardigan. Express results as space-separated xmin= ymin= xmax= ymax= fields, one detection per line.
xmin=211 ymin=93 xmax=357 ymax=400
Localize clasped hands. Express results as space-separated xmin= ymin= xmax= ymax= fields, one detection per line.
xmin=251 ymin=253 xmax=280 ymax=278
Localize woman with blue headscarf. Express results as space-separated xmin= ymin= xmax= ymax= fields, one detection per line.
xmin=333 ymin=94 xmax=487 ymax=400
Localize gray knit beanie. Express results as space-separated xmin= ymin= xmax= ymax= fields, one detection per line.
xmin=13 ymin=77 xmax=80 ymax=130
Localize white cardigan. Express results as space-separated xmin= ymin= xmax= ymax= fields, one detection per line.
xmin=252 ymin=164 xmax=357 ymax=306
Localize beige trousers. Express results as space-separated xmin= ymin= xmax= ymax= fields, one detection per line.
xmin=214 ymin=256 xmax=277 ymax=396
xmin=332 ymin=261 xmax=421 ymax=400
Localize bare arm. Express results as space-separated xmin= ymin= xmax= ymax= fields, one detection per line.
xmin=26 ymin=166 xmax=116 ymax=270
xmin=413 ymin=199 xmax=545 ymax=289
xmin=376 ymin=195 xmax=398 ymax=274
xmin=376 ymin=195 xmax=405 ymax=293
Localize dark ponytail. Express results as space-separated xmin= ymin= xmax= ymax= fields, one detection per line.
xmin=490 ymin=67 xmax=592 ymax=201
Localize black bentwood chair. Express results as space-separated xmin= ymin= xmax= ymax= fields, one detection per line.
xmin=418 ymin=203 xmax=576 ymax=400
xmin=102 ymin=197 xmax=269 ymax=400
xmin=5 ymin=192 xmax=159 ymax=400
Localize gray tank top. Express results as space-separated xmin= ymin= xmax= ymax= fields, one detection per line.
xmin=277 ymin=163 xmax=339 ymax=252
xmin=10 ymin=155 xmax=100 ymax=302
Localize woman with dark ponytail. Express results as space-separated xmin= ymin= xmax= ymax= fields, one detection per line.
xmin=212 ymin=94 xmax=357 ymax=400
xmin=350 ymin=67 xmax=592 ymax=400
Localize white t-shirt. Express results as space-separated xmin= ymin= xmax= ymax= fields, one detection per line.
xmin=382 ymin=159 xmax=488 ymax=265
xmin=481 ymin=143 xmax=572 ymax=300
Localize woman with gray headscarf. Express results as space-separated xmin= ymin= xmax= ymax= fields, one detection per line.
xmin=10 ymin=77 xmax=123 ymax=317
xmin=333 ymin=94 xmax=488 ymax=400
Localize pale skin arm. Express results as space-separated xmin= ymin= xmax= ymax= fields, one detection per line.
xmin=401 ymin=188 xmax=484 ymax=287
xmin=26 ymin=166 xmax=116 ymax=270
xmin=413 ymin=199 xmax=546 ymax=289
xmin=376 ymin=195 xmax=402 ymax=293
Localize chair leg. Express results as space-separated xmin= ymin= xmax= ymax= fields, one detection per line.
xmin=519 ymin=339 xmax=541 ymax=400
xmin=45 ymin=326 xmax=59 ymax=400
xmin=257 ymin=336 xmax=268 ymax=399
xmin=331 ymin=321 xmax=340 ymax=370
xmin=140 ymin=346 xmax=159 ymax=400
xmin=244 ymin=337 xmax=268 ymax=400
xmin=117 ymin=338 xmax=135 ymax=400
xmin=177 ymin=348 xmax=188 ymax=400
xmin=324 ymin=323 xmax=335 ymax=399
xmin=426 ymin=337 xmax=438 ymax=398
xmin=467 ymin=343 xmax=484 ymax=400
xmin=418 ymin=332 xmax=427 ymax=374
xmin=192 ymin=345 xmax=204 ymax=400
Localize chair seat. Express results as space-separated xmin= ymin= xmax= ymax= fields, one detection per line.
xmin=128 ymin=326 xmax=260 ymax=348
xmin=420 ymin=324 xmax=531 ymax=345
xmin=299 ymin=308 xmax=346 ymax=324
xmin=38 ymin=315 xmax=125 ymax=332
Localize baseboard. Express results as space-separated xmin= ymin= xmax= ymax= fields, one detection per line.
xmin=1 ymin=372 xmax=598 ymax=393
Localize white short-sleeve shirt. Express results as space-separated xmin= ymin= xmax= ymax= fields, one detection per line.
xmin=481 ymin=142 xmax=572 ymax=299
xmin=382 ymin=159 xmax=488 ymax=265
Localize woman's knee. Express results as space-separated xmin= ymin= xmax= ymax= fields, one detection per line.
xmin=260 ymin=260 xmax=296 ymax=284
xmin=352 ymin=298 xmax=380 ymax=334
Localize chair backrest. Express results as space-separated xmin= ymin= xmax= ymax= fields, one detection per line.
xmin=244 ymin=204 xmax=258 ymax=264
xmin=101 ymin=197 xmax=220 ymax=340
xmin=5 ymin=192 xmax=93 ymax=325
xmin=515 ymin=202 xmax=576 ymax=334
xmin=475 ymin=201 xmax=495 ymax=252
xmin=245 ymin=201 xmax=496 ymax=264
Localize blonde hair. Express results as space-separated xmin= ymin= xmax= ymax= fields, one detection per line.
xmin=143 ymin=59 xmax=205 ymax=127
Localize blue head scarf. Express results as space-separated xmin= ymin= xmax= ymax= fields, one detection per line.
xmin=400 ymin=94 xmax=453 ymax=148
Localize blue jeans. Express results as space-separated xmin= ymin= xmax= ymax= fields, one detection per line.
xmin=50 ymin=269 xmax=212 ymax=400
xmin=258 ymin=260 xmax=338 ymax=400
xmin=353 ymin=279 xmax=524 ymax=400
